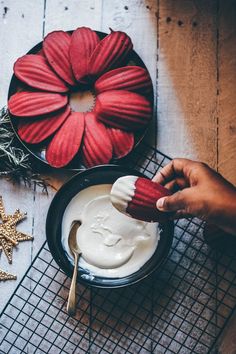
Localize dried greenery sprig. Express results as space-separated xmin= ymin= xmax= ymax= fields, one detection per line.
xmin=0 ymin=106 xmax=48 ymax=191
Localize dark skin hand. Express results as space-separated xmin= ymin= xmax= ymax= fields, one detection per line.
xmin=153 ymin=159 xmax=236 ymax=236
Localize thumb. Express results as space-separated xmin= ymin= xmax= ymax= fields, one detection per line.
xmin=156 ymin=191 xmax=186 ymax=212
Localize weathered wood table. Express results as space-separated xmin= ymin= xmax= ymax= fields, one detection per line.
xmin=0 ymin=1 xmax=235 ymax=353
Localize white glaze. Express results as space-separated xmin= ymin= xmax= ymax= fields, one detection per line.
xmin=110 ymin=175 xmax=138 ymax=215
xmin=61 ymin=184 xmax=159 ymax=278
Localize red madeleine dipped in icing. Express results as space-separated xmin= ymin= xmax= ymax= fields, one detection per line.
xmin=81 ymin=113 xmax=113 ymax=168
xmin=107 ymin=128 xmax=134 ymax=159
xmin=14 ymin=54 xmax=69 ymax=93
xmin=95 ymin=90 xmax=152 ymax=131
xmin=46 ymin=112 xmax=85 ymax=168
xmin=17 ymin=105 xmax=71 ymax=144
xmin=95 ymin=66 xmax=152 ymax=95
xmin=89 ymin=30 xmax=133 ymax=78
xmin=111 ymin=176 xmax=172 ymax=223
xmin=8 ymin=91 xmax=68 ymax=117
xmin=70 ymin=27 xmax=100 ymax=83
xmin=43 ymin=31 xmax=76 ymax=86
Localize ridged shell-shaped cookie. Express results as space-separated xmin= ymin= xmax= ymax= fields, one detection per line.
xmin=127 ymin=178 xmax=172 ymax=222
xmin=17 ymin=105 xmax=71 ymax=144
xmin=107 ymin=128 xmax=134 ymax=159
xmin=69 ymin=27 xmax=100 ymax=82
xmin=81 ymin=113 xmax=113 ymax=167
xmin=14 ymin=54 xmax=69 ymax=92
xmin=95 ymin=90 xmax=152 ymax=131
xmin=46 ymin=112 xmax=85 ymax=168
xmin=43 ymin=31 xmax=76 ymax=86
xmin=89 ymin=31 xmax=133 ymax=78
xmin=8 ymin=91 xmax=68 ymax=117
xmin=95 ymin=66 xmax=152 ymax=95
xmin=111 ymin=176 xmax=171 ymax=222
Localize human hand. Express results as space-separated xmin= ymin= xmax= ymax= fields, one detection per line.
xmin=153 ymin=159 xmax=236 ymax=235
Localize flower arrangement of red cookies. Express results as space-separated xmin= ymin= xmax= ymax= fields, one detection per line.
xmin=8 ymin=27 xmax=153 ymax=168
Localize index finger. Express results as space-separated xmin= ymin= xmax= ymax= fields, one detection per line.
xmin=152 ymin=158 xmax=194 ymax=184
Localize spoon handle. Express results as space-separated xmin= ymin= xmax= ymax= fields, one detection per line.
xmin=67 ymin=252 xmax=80 ymax=316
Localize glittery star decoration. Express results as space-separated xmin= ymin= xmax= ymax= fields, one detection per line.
xmin=0 ymin=196 xmax=33 ymax=263
xmin=0 ymin=268 xmax=17 ymax=281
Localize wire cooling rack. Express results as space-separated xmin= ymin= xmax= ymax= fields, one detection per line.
xmin=0 ymin=144 xmax=236 ymax=354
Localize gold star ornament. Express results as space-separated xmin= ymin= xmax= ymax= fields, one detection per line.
xmin=0 ymin=268 xmax=17 ymax=281
xmin=0 ymin=196 xmax=33 ymax=263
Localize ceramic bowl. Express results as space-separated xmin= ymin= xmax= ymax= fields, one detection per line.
xmin=46 ymin=165 xmax=174 ymax=288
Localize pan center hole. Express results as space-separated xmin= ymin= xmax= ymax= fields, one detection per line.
xmin=69 ymin=89 xmax=95 ymax=113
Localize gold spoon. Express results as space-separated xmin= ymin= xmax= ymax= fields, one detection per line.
xmin=66 ymin=220 xmax=82 ymax=316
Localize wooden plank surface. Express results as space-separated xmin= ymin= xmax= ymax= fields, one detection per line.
xmin=0 ymin=182 xmax=34 ymax=311
xmin=0 ymin=0 xmax=45 ymax=107
xmin=218 ymin=0 xmax=236 ymax=185
xmin=157 ymin=0 xmax=218 ymax=169
xmin=0 ymin=0 xmax=235 ymax=329
xmin=0 ymin=0 xmax=46 ymax=312
xmin=44 ymin=0 xmax=102 ymax=34
xmin=0 ymin=1 xmax=236 ymax=352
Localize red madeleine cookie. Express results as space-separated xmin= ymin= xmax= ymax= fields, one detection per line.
xmin=89 ymin=30 xmax=133 ymax=78
xmin=43 ymin=31 xmax=76 ymax=86
xmin=81 ymin=113 xmax=113 ymax=168
xmin=107 ymin=127 xmax=134 ymax=159
xmin=111 ymin=176 xmax=172 ymax=222
xmin=14 ymin=54 xmax=69 ymax=93
xmin=8 ymin=91 xmax=68 ymax=117
xmin=70 ymin=27 xmax=100 ymax=83
xmin=46 ymin=112 xmax=85 ymax=168
xmin=17 ymin=105 xmax=71 ymax=144
xmin=95 ymin=66 xmax=152 ymax=95
xmin=95 ymin=90 xmax=152 ymax=131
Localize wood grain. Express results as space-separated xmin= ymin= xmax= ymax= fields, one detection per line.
xmin=0 ymin=0 xmax=45 ymax=107
xmin=44 ymin=0 xmax=102 ymax=34
xmin=0 ymin=0 xmax=45 ymax=312
xmin=158 ymin=0 xmax=218 ymax=169
xmin=0 ymin=181 xmax=34 ymax=311
xmin=218 ymin=0 xmax=236 ymax=185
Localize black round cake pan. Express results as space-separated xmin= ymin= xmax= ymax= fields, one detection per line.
xmin=8 ymin=31 xmax=154 ymax=170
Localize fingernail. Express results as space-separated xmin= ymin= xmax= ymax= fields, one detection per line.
xmin=156 ymin=197 xmax=165 ymax=210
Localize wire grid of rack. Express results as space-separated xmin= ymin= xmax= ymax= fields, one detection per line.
xmin=0 ymin=143 xmax=236 ymax=354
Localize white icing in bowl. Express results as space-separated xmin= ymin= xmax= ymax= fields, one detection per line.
xmin=61 ymin=184 xmax=159 ymax=278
